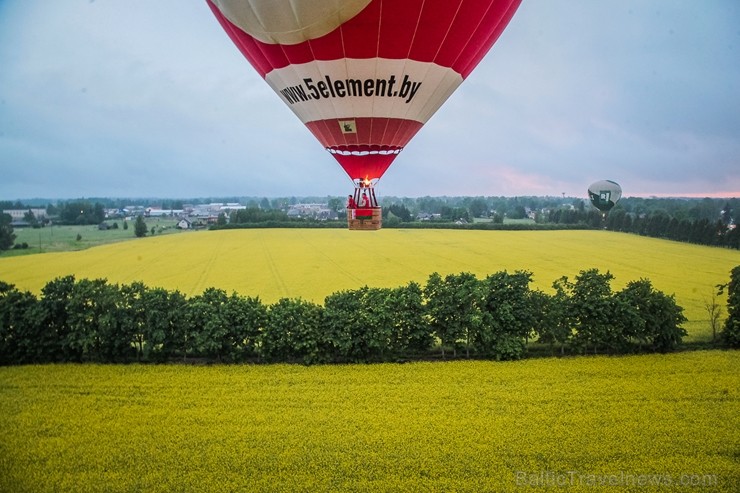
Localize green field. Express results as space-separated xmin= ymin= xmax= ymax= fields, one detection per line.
xmin=5 ymin=218 xmax=181 ymax=256
xmin=1 ymin=228 xmax=738 ymax=341
xmin=0 ymin=352 xmax=737 ymax=492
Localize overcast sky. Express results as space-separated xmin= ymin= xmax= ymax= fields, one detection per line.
xmin=1 ymin=0 xmax=738 ymax=200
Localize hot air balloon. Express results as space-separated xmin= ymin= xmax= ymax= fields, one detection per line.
xmin=207 ymin=0 xmax=522 ymax=229
xmin=588 ymin=180 xmax=622 ymax=215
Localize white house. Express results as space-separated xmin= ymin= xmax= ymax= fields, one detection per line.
xmin=177 ymin=218 xmax=193 ymax=229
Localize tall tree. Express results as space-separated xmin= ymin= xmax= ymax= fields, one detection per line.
xmin=387 ymin=282 xmax=430 ymax=355
xmin=477 ymin=270 xmax=534 ymax=360
xmin=216 ymin=212 xmax=227 ymax=226
xmin=224 ymin=292 xmax=267 ymax=362
xmin=388 ymin=203 xmax=412 ymax=222
xmin=468 ymin=198 xmax=488 ymax=218
xmin=188 ymin=288 xmax=230 ymax=360
xmin=64 ymin=278 xmax=120 ymax=362
xmin=141 ymin=287 xmax=188 ymax=362
xmin=23 ymin=210 xmax=39 ymax=228
xmin=720 ymin=202 xmax=733 ymax=225
xmin=424 ymin=272 xmax=481 ymax=358
xmin=35 ymin=276 xmax=77 ymax=361
xmin=0 ymin=282 xmax=39 ymax=364
xmin=0 ymin=212 xmax=16 ymax=250
xmin=565 ymin=269 xmax=621 ymax=354
xmin=58 ymin=200 xmax=105 ymax=224
xmin=618 ymin=279 xmax=686 ymax=352
xmin=133 ymin=215 xmax=147 ymax=237
xmin=260 ymin=298 xmax=324 ymax=364
xmin=360 ymin=287 xmax=396 ymax=360
xmin=532 ymin=285 xmax=572 ymax=355
xmin=118 ymin=282 xmax=149 ymax=361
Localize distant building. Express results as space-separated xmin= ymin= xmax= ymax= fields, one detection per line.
xmin=177 ymin=218 xmax=193 ymax=229
xmin=2 ymin=208 xmax=47 ymax=226
xmin=189 ymin=203 xmax=245 ymax=218
xmin=105 ymin=208 xmax=124 ymax=219
xmin=145 ymin=208 xmax=184 ymax=217
xmin=287 ymin=203 xmax=336 ymax=220
xmin=123 ymin=206 xmax=146 ymax=217
xmin=416 ymin=212 xmax=441 ymax=221
xmin=2 ymin=208 xmax=47 ymax=221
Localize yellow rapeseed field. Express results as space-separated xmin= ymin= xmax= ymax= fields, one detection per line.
xmin=0 ymin=351 xmax=737 ymax=492
xmin=1 ymin=229 xmax=738 ymax=339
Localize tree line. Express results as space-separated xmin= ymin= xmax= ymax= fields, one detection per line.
xmin=4 ymin=196 xmax=736 ymax=226
xmin=3 ymin=196 xmax=737 ymax=250
xmin=603 ymin=209 xmax=739 ymax=248
xmin=5 ymin=266 xmax=737 ymax=367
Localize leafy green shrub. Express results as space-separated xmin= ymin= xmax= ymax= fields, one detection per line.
xmin=0 ymin=267 xmax=691 ymax=366
xmin=720 ymin=265 xmax=740 ymax=347
xmin=617 ymin=279 xmax=687 ymax=352
xmin=260 ymin=298 xmax=324 ymax=364
xmin=424 ymin=272 xmax=481 ymax=358
xmin=140 ymin=287 xmax=188 ymax=362
xmin=477 ymin=270 xmax=534 ymax=360
xmin=0 ymin=282 xmax=38 ymax=364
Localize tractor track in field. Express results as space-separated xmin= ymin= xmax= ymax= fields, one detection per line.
xmin=189 ymin=234 xmax=224 ymax=296
xmin=260 ymin=235 xmax=289 ymax=298
xmin=295 ymin=230 xmax=365 ymax=285
xmin=388 ymin=237 xmax=484 ymax=276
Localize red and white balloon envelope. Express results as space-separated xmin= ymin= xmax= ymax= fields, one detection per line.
xmin=207 ymin=0 xmax=522 ymax=228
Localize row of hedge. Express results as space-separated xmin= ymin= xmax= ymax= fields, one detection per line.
xmin=3 ymin=266 xmax=724 ymax=365
xmin=212 ymin=220 xmax=592 ymax=231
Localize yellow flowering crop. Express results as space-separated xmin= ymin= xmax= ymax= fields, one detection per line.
xmin=0 ymin=351 xmax=737 ymax=492
xmin=0 ymin=229 xmax=738 ymax=340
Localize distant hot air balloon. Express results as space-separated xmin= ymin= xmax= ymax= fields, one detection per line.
xmin=207 ymin=0 xmax=522 ymax=229
xmin=588 ymin=180 xmax=622 ymax=215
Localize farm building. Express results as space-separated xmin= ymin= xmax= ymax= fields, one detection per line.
xmin=2 ymin=208 xmax=48 ymax=227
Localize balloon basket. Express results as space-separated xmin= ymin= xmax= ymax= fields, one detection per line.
xmin=347 ymin=207 xmax=382 ymax=230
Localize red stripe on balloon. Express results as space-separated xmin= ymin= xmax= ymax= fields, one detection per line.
xmin=207 ymin=1 xmax=272 ymax=77
xmin=330 ymin=152 xmax=398 ymax=182
xmin=457 ymin=0 xmax=520 ymax=77
xmin=376 ymin=1 xmax=423 ymax=60
xmin=208 ymin=0 xmax=522 ymax=78
xmin=305 ymin=118 xmax=423 ymax=149
xmin=304 ymin=117 xmax=424 ymax=180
